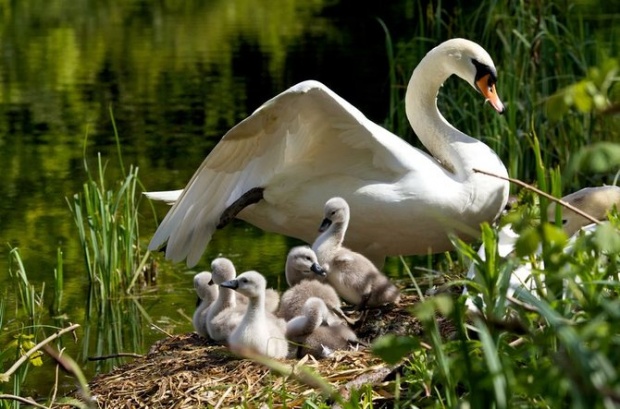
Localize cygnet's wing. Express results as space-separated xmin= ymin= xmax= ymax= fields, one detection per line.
xmin=333 ymin=252 xmax=357 ymax=265
xmin=148 ymin=80 xmax=416 ymax=266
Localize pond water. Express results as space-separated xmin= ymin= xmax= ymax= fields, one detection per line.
xmin=0 ymin=0 xmax=433 ymax=397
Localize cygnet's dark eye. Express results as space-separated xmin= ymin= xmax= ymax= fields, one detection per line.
xmin=562 ymin=219 xmax=568 ymax=225
xmin=241 ymin=278 xmax=248 ymax=283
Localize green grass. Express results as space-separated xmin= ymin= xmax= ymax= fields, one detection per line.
xmin=67 ymin=156 xmax=145 ymax=299
xmin=65 ymin=112 xmax=157 ymax=378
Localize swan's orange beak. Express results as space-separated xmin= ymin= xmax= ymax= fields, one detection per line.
xmin=476 ymin=74 xmax=505 ymax=114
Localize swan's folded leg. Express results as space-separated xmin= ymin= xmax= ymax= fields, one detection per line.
xmin=217 ymin=187 xmax=265 ymax=229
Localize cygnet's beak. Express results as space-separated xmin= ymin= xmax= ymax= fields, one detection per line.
xmin=219 ymin=279 xmax=239 ymax=289
xmin=310 ymin=262 xmax=327 ymax=277
xmin=318 ymin=218 xmax=332 ymax=233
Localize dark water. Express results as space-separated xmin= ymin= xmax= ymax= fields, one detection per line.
xmin=0 ymin=0 xmax=428 ymax=397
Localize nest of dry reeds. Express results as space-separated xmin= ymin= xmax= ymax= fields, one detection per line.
xmin=68 ymin=293 xmax=455 ymax=408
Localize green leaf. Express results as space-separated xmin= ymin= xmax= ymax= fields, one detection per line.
xmin=515 ymin=227 xmax=540 ymax=257
xmin=593 ymin=223 xmax=620 ymax=253
xmin=29 ymin=351 xmax=44 ymax=367
xmin=412 ymin=295 xmax=454 ymax=321
xmin=567 ymin=142 xmax=620 ymax=176
xmin=571 ymin=81 xmax=594 ymax=113
xmin=372 ymin=334 xmax=419 ymax=365
xmin=542 ymin=223 xmax=568 ymax=248
xmin=545 ymin=91 xmax=570 ymax=121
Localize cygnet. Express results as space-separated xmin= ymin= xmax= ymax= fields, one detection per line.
xmin=286 ymin=297 xmax=359 ymax=359
xmin=312 ymin=197 xmax=400 ymax=309
xmin=205 ymin=258 xmax=246 ymax=342
xmin=278 ymin=246 xmax=349 ymax=325
xmin=192 ymin=271 xmax=218 ymax=338
xmin=220 ymin=271 xmax=289 ymax=359
xmin=209 ymin=266 xmax=279 ymax=314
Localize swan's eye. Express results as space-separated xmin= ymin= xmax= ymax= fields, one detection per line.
xmin=471 ymin=59 xmax=498 ymax=88
xmin=241 ymin=278 xmax=248 ymax=283
xmin=562 ymin=219 xmax=568 ymax=225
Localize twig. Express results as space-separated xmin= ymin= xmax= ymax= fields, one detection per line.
xmin=42 ymin=344 xmax=96 ymax=409
xmin=0 ymin=394 xmax=51 ymax=409
xmin=0 ymin=323 xmax=80 ymax=383
xmin=508 ymin=337 xmax=527 ymax=348
xmin=473 ymin=168 xmax=602 ymax=226
xmin=506 ymin=295 xmax=539 ymax=313
xmin=150 ymin=322 xmax=174 ymax=337
xmin=87 ymin=352 xmax=143 ymax=361
xmin=51 ymin=351 xmax=61 ymax=406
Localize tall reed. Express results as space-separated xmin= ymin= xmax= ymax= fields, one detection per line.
xmin=2 ymin=249 xmax=46 ymax=408
xmin=67 ymin=109 xmax=149 ymax=299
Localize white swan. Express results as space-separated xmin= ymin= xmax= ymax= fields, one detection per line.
xmin=546 ymin=185 xmax=620 ymax=236
xmin=220 ymin=271 xmax=289 ymax=359
xmin=464 ymin=185 xmax=620 ymax=311
xmin=192 ymin=271 xmax=218 ymax=338
xmin=313 ymin=197 xmax=401 ymax=309
xmin=146 ymin=38 xmax=508 ymax=267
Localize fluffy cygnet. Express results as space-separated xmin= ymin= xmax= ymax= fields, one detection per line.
xmin=286 ymin=297 xmax=359 ymax=359
xmin=263 ymin=288 xmax=281 ymax=314
xmin=313 ymin=197 xmax=400 ymax=309
xmin=278 ymin=246 xmax=348 ymax=325
xmin=206 ymin=258 xmax=246 ymax=342
xmin=547 ymin=185 xmax=620 ymax=236
xmin=220 ymin=271 xmax=289 ymax=359
xmin=192 ymin=271 xmax=218 ymax=338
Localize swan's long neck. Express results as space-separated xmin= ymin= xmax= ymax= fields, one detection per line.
xmin=405 ymin=49 xmax=475 ymax=178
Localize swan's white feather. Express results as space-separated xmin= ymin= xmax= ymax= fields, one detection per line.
xmin=149 ymin=81 xmax=443 ymax=266
xmin=144 ymin=190 xmax=182 ymax=205
xmin=148 ymin=40 xmax=509 ymax=267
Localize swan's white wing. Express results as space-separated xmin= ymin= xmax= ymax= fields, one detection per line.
xmin=149 ymin=80 xmax=415 ymax=266
xmin=144 ymin=190 xmax=182 ymax=205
